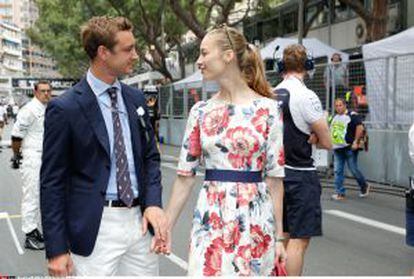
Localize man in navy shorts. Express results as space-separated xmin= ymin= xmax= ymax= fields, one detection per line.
xmin=275 ymin=44 xmax=332 ymax=275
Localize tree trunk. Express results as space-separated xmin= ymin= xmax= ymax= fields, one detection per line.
xmin=168 ymin=0 xmax=206 ymax=39
xmin=370 ymin=0 xmax=388 ymax=42
xmin=176 ymin=44 xmax=186 ymax=79
xmin=303 ymin=1 xmax=325 ymax=37
xmin=339 ymin=0 xmax=388 ymax=43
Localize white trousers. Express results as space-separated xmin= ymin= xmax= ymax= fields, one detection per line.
xmin=71 ymin=206 xmax=159 ymax=276
xmin=21 ymin=151 xmax=42 ymax=234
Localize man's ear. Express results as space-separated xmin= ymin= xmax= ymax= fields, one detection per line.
xmin=97 ymin=45 xmax=109 ymax=61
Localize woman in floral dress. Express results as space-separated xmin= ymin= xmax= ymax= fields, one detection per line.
xmin=160 ymin=25 xmax=286 ymax=276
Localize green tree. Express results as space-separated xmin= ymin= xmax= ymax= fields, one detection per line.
xmin=30 ymin=0 xmax=275 ymax=79
xmin=30 ymin=0 xmax=187 ymax=79
xmin=28 ymin=0 xmax=90 ymax=77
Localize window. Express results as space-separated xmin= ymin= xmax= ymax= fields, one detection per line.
xmin=282 ymin=10 xmax=298 ymax=34
xmin=262 ymin=17 xmax=279 ymax=41
xmin=333 ymin=0 xmax=350 ymax=22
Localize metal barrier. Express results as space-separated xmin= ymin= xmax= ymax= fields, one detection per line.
xmin=158 ymin=53 xmax=414 ymax=188
xmin=159 ymin=53 xmax=414 ymax=131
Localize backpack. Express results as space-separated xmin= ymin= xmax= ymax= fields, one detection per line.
xmin=357 ymin=124 xmax=369 ymax=152
xmin=329 ymin=111 xmax=369 ymax=152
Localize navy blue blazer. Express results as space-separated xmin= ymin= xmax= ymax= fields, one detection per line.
xmin=40 ymin=78 xmax=162 ymax=259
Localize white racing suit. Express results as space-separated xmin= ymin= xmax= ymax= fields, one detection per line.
xmin=11 ymin=98 xmax=46 ymax=234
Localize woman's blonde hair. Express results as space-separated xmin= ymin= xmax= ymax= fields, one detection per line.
xmin=207 ymin=25 xmax=272 ymax=97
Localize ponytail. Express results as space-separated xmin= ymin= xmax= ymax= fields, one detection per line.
xmin=238 ymin=45 xmax=273 ymax=98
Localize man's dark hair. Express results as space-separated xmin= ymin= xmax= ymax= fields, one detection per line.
xmin=34 ymin=80 xmax=51 ymax=91
xmin=80 ymin=16 xmax=134 ymax=60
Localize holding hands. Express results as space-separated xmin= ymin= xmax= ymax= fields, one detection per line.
xmin=142 ymin=206 xmax=171 ymax=255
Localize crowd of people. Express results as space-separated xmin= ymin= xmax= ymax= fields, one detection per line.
xmin=1 ymin=15 xmax=412 ymax=276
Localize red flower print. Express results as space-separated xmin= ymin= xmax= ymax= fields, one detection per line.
xmin=223 ymin=220 xmax=241 ymax=253
xmin=208 ymin=212 xmax=223 ymax=230
xmin=237 ymin=183 xmax=258 ymax=207
xmin=277 ymin=148 xmax=285 ymax=166
xmin=203 ymin=237 xmax=223 ymax=276
xmin=251 ymin=108 xmax=269 ymax=135
xmin=224 ymin=127 xmax=259 ymax=169
xmin=234 ymin=245 xmax=251 ymax=276
xmin=206 ymin=184 xmax=225 ymax=207
xmin=237 ymin=244 xmax=251 ymax=259
xmin=188 ymin=124 xmax=201 ymax=157
xmin=256 ymin=152 xmax=265 ymax=170
xmin=202 ymin=106 xmax=230 ymax=136
xmin=250 ymin=225 xmax=271 ymax=259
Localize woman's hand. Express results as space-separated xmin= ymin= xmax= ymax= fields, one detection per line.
xmin=275 ymin=241 xmax=287 ymax=265
xmin=151 ymin=216 xmax=172 ymax=255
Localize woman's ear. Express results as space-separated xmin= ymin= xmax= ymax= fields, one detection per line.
xmin=223 ymin=49 xmax=234 ymax=64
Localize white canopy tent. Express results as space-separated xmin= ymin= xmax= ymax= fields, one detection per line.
xmin=173 ymin=37 xmax=348 ymax=90
xmin=362 ymin=27 xmax=414 ymax=125
xmin=260 ymin=37 xmax=349 ymax=62
xmin=173 ymin=70 xmax=219 ymax=91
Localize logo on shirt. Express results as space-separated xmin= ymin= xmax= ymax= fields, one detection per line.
xmin=311 ymin=98 xmax=322 ymax=113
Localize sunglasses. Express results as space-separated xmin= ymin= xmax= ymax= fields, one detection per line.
xmin=211 ymin=23 xmax=235 ymax=50
xmin=39 ymin=89 xmax=52 ymax=93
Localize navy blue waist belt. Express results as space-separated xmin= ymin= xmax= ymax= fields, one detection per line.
xmin=205 ymin=169 xmax=263 ymax=183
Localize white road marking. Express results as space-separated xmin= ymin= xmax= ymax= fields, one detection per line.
xmin=165 ymin=252 xmax=188 ymax=271
xmin=324 ymin=209 xmax=406 ymax=236
xmin=161 ymin=162 xmax=203 ymax=176
xmin=0 ymin=140 xmax=11 ymax=147
xmin=0 ymin=212 xmax=25 ymax=255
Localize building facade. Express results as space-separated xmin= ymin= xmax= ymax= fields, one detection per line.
xmin=0 ymin=21 xmax=23 ymax=77
xmin=243 ymin=0 xmax=412 ymax=52
xmin=0 ymin=0 xmax=60 ymax=78
xmin=0 ymin=0 xmax=13 ymax=22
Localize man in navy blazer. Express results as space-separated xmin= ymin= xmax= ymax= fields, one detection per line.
xmin=40 ymin=16 xmax=167 ymax=276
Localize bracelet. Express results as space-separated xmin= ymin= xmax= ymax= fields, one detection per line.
xmin=275 ymin=236 xmax=286 ymax=242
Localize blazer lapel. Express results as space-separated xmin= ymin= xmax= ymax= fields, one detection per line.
xmin=121 ymin=84 xmax=142 ymax=162
xmin=75 ymin=78 xmax=111 ymax=158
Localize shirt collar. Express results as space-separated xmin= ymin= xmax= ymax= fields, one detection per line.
xmin=33 ymin=96 xmax=46 ymax=109
xmin=284 ymin=75 xmax=305 ymax=86
xmin=86 ymin=69 xmax=122 ymax=97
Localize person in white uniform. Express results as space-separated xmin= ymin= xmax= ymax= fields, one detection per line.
xmin=0 ymin=103 xmax=6 ymax=152
xmin=12 ymin=104 xmax=19 ymax=122
xmin=11 ymin=81 xmax=52 ymax=250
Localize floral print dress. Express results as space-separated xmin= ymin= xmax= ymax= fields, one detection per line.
xmin=177 ymin=97 xmax=285 ymax=276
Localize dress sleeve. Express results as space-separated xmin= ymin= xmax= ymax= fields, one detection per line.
xmin=265 ymin=104 xmax=285 ymax=178
xmin=177 ymin=102 xmax=203 ymax=176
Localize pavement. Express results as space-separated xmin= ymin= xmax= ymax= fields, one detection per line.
xmin=0 ymin=123 xmax=413 ymax=276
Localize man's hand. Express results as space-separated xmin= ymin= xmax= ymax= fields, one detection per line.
xmin=142 ymin=206 xmax=169 ymax=243
xmin=308 ymin=133 xmax=319 ymax=145
xmin=11 ymin=154 xmax=20 ymax=169
xmin=48 ymin=253 xmax=73 ymax=276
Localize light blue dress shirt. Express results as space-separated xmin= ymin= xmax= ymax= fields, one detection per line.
xmin=86 ymin=69 xmax=139 ymax=200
